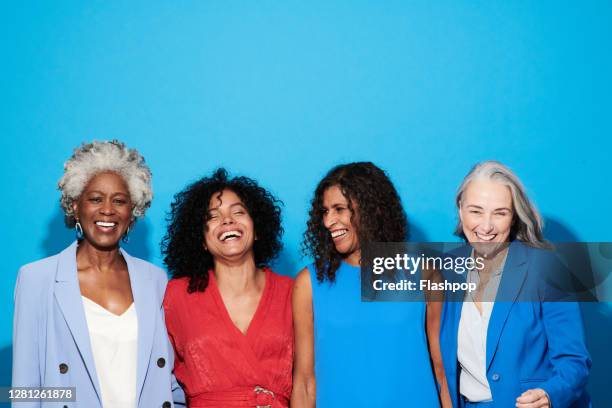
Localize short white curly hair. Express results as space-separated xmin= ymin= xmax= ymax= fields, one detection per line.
xmin=58 ymin=140 xmax=153 ymax=227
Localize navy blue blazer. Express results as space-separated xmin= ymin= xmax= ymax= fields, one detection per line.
xmin=440 ymin=241 xmax=591 ymax=408
xmin=12 ymin=241 xmax=185 ymax=407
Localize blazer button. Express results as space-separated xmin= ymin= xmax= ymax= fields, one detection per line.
xmin=491 ymin=373 xmax=500 ymax=381
xmin=59 ymin=363 xmax=69 ymax=374
xmin=157 ymin=357 xmax=166 ymax=368
xmin=162 ymin=401 xmax=171 ymax=408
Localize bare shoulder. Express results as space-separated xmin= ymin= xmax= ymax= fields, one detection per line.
xmin=294 ymin=267 xmax=312 ymax=288
xmin=293 ymin=267 xmax=313 ymax=304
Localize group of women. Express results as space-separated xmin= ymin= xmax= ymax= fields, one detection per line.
xmin=12 ymin=140 xmax=591 ymax=408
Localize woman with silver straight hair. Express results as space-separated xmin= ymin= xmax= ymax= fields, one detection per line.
xmin=13 ymin=140 xmax=184 ymax=408
xmin=438 ymin=160 xmax=591 ymax=408
xmin=454 ymin=160 xmax=550 ymax=249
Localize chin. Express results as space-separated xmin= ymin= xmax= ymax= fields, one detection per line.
xmin=86 ymin=236 xmax=122 ymax=250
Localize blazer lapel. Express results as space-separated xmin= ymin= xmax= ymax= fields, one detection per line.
xmin=54 ymin=241 xmax=103 ymax=404
xmin=122 ymin=249 xmax=156 ymax=402
xmin=486 ymin=241 xmax=528 ymax=371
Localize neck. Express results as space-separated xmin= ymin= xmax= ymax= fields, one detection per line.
xmin=343 ymin=249 xmax=361 ymax=267
xmin=477 ymin=244 xmax=509 ymax=273
xmin=213 ymin=256 xmax=261 ymax=293
xmin=76 ymin=239 xmax=123 ymax=273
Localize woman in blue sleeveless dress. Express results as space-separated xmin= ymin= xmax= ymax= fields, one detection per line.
xmin=291 ymin=162 xmax=440 ymax=407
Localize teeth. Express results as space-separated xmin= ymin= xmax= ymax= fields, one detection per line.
xmin=96 ymin=221 xmax=116 ymax=227
xmin=331 ymin=229 xmax=348 ymax=238
xmin=220 ymin=230 xmax=242 ymax=241
xmin=476 ymin=233 xmax=495 ymax=241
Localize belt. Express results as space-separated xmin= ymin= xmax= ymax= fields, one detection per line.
xmin=188 ymin=385 xmax=288 ymax=408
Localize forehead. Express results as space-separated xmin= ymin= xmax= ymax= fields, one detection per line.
xmin=83 ymin=171 xmax=129 ymax=193
xmin=322 ymin=185 xmax=348 ymax=205
xmin=463 ymin=179 xmax=512 ymax=207
xmin=208 ymin=189 xmax=244 ymax=209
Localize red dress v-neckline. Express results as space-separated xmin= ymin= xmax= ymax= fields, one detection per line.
xmin=209 ymin=268 xmax=272 ymax=339
xmin=163 ymin=268 xmax=294 ymax=406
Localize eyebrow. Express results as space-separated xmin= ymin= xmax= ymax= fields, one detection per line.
xmin=208 ymin=202 xmax=246 ymax=211
xmin=465 ymin=204 xmax=512 ymax=212
xmin=323 ymin=202 xmax=348 ymax=209
xmin=85 ymin=190 xmax=129 ymax=196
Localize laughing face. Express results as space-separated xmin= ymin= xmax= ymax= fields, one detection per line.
xmin=72 ymin=171 xmax=133 ymax=250
xmin=322 ymin=185 xmax=360 ymax=265
xmin=204 ymin=189 xmax=256 ymax=263
xmin=459 ymin=178 xmax=514 ymax=255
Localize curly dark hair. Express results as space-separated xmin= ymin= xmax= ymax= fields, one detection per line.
xmin=161 ymin=168 xmax=283 ymax=293
xmin=303 ymin=162 xmax=408 ymax=283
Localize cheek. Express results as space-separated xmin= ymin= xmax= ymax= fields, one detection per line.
xmin=203 ymin=225 xmax=214 ymax=243
xmin=242 ymin=217 xmax=256 ymax=236
xmin=461 ymin=212 xmax=478 ymax=230
xmin=498 ymin=217 xmax=513 ymax=234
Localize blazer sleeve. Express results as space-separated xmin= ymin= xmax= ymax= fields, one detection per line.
xmin=539 ymin=301 xmax=591 ymax=408
xmin=12 ymin=266 xmax=42 ymax=408
xmin=157 ymin=272 xmax=186 ymax=407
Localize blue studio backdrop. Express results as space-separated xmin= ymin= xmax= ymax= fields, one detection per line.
xmin=2 ymin=1 xmax=611 ymax=405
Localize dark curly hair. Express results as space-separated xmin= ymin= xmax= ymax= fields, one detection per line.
xmin=303 ymin=162 xmax=408 ymax=283
xmin=161 ymin=168 xmax=283 ymax=293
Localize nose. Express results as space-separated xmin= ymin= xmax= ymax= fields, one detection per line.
xmin=481 ymin=214 xmax=494 ymax=232
xmin=99 ymin=198 xmax=115 ymax=215
xmin=323 ymin=212 xmax=336 ymax=229
xmin=221 ymin=213 xmax=235 ymax=225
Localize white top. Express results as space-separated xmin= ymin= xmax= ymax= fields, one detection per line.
xmin=457 ymin=253 xmax=506 ymax=402
xmin=82 ymin=296 xmax=138 ymax=408
xmin=458 ymin=299 xmax=494 ymax=401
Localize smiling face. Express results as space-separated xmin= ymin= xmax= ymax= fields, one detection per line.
xmin=322 ymin=185 xmax=360 ymax=264
xmin=72 ymin=171 xmax=133 ymax=250
xmin=459 ymin=178 xmax=514 ymax=255
xmin=204 ymin=189 xmax=256 ymax=264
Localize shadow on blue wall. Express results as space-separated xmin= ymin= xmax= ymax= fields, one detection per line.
xmin=41 ymin=210 xmax=75 ymax=257
xmin=0 ymin=345 xmax=12 ymax=407
xmin=544 ymin=216 xmax=611 ymax=407
xmin=408 ymin=221 xmax=430 ymax=243
xmin=121 ymin=219 xmax=153 ymax=261
xmin=271 ymin=248 xmax=299 ymax=277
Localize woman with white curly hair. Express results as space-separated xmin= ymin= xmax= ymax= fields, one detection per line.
xmin=12 ymin=140 xmax=184 ymax=408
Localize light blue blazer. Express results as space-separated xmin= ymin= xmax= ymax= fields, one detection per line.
xmin=12 ymin=241 xmax=185 ymax=408
xmin=440 ymin=241 xmax=591 ymax=408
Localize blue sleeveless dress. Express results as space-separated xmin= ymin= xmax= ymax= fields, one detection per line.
xmin=309 ymin=261 xmax=440 ymax=407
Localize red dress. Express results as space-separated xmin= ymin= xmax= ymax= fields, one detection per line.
xmin=163 ymin=268 xmax=293 ymax=408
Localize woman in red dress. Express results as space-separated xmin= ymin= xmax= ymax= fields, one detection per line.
xmin=162 ymin=168 xmax=293 ymax=407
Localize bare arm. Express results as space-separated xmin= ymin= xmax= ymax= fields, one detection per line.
xmin=426 ymin=300 xmax=452 ymax=408
xmin=291 ymin=268 xmax=316 ymax=408
xmin=423 ymin=266 xmax=452 ymax=408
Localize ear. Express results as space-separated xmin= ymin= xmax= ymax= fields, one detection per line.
xmin=458 ymin=203 xmax=464 ymax=224
xmin=72 ymin=201 xmax=79 ymax=221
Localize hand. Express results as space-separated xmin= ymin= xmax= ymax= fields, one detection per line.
xmin=516 ymin=388 xmax=550 ymax=408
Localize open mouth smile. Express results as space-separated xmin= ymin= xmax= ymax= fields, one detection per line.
xmin=474 ymin=232 xmax=496 ymax=241
xmin=94 ymin=221 xmax=118 ymax=232
xmin=218 ymin=230 xmax=243 ymax=242
xmin=330 ymin=229 xmax=348 ymax=239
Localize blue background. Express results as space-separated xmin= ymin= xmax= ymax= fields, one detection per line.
xmin=1 ymin=1 xmax=611 ymax=405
